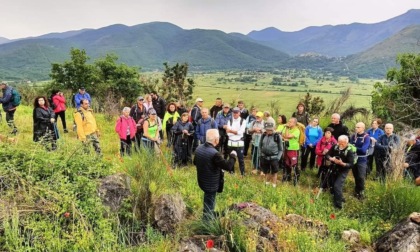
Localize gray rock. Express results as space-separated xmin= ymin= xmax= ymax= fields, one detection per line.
xmin=284 ymin=214 xmax=329 ymax=238
xmin=374 ymin=212 xmax=420 ymax=252
xmin=154 ymin=194 xmax=186 ymax=233
xmin=179 ymin=235 xmax=226 ymax=252
xmin=342 ymin=229 xmax=361 ymax=244
xmin=98 ymin=173 xmax=131 ymax=212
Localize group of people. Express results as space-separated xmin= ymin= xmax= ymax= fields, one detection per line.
xmin=2 ymin=84 xmax=420 ymax=217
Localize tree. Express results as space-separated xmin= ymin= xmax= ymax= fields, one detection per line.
xmin=161 ymin=62 xmax=195 ymax=103
xmin=50 ymin=48 xmax=98 ymax=94
xmin=301 ymin=92 xmax=325 ymax=116
xmin=50 ymin=49 xmax=142 ymax=108
xmin=372 ymin=53 xmax=420 ymax=127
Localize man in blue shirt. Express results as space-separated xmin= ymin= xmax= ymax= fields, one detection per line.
xmin=350 ymin=122 xmax=371 ymax=199
xmin=74 ymin=87 xmax=91 ymax=109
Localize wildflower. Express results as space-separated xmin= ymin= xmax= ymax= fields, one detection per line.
xmin=206 ymin=239 xmax=214 ymax=249
xmin=329 ymin=213 xmax=336 ymax=220
xmin=309 ymin=198 xmax=314 ymax=204
xmin=63 ymin=212 xmax=70 ymax=218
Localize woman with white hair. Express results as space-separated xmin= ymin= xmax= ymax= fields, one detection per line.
xmin=115 ymin=107 xmax=137 ymax=156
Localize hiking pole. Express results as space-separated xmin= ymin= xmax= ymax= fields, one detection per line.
xmin=316 ymin=167 xmax=332 ymax=199
xmin=155 ymin=141 xmax=173 ymax=176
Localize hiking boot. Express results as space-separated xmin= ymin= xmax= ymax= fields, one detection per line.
xmin=11 ymin=129 xmax=18 ymax=135
xmin=63 ymin=129 xmax=68 ymax=133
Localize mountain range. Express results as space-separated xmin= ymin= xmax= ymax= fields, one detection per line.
xmin=1 ymin=9 xmax=420 ymax=80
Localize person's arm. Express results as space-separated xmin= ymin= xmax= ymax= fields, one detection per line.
xmin=359 ymin=135 xmax=371 ymax=155
xmin=277 ymin=135 xmax=283 ymax=160
xmin=212 ymin=151 xmax=236 ymax=172
xmin=115 ymin=117 xmax=121 ymax=134
xmin=162 ymin=112 xmax=169 ymax=131
xmin=315 ymin=139 xmax=324 ymax=156
xmin=304 ymin=126 xmax=310 ymax=146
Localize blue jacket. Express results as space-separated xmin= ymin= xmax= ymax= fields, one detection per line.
xmin=350 ymin=132 xmax=371 ymax=163
xmin=215 ymin=110 xmax=232 ymax=129
xmin=74 ymin=92 xmax=91 ymax=109
xmin=375 ymin=134 xmax=400 ymax=155
xmin=366 ymin=127 xmax=384 ymax=140
xmin=0 ymin=86 xmax=14 ymax=111
xmin=195 ymin=117 xmax=217 ymax=143
xmin=304 ymin=125 xmax=323 ymax=147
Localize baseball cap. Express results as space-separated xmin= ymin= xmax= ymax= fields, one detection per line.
xmin=232 ymin=107 xmax=240 ymax=113
xmin=80 ymin=87 xmax=85 ymax=90
xmin=264 ymin=122 xmax=274 ymax=130
xmin=137 ymin=96 xmax=144 ymax=101
xmin=196 ymin=97 xmax=204 ymax=102
xmin=148 ymin=108 xmax=157 ymax=115
xmin=256 ymin=112 xmax=264 ymax=118
xmin=223 ymin=103 xmax=230 ymax=108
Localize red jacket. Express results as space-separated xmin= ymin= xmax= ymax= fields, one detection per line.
xmin=115 ymin=116 xmax=137 ymax=140
xmin=53 ymin=94 xmax=66 ymax=113
xmin=315 ymin=136 xmax=337 ymax=167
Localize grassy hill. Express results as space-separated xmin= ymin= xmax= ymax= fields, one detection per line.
xmin=0 ymin=87 xmax=419 ymax=250
xmin=345 ymin=25 xmax=420 ymax=77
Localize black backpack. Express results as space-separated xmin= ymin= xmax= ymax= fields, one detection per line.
xmin=49 ymin=95 xmax=57 ymax=110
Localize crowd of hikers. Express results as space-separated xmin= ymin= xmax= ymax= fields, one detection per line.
xmin=1 ymin=82 xmax=420 ymax=210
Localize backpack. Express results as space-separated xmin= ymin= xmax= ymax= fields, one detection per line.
xmin=48 ymin=96 xmax=57 ymax=110
xmin=352 ymin=133 xmax=374 ymax=156
xmin=261 ymin=132 xmax=281 ymax=144
xmin=11 ymin=88 xmax=21 ymax=107
xmin=334 ymin=144 xmax=358 ymax=164
xmin=296 ymin=122 xmax=306 ymax=146
xmin=229 ymin=117 xmax=244 ymax=127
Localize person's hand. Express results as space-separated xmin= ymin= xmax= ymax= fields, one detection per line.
xmin=182 ymin=129 xmax=189 ymax=134
xmin=370 ymin=137 xmax=376 ymax=143
xmin=323 ymin=149 xmax=329 ymax=155
xmin=96 ymin=131 xmax=101 ymax=137
xmin=50 ymin=118 xmax=55 ymax=123
xmin=404 ymin=162 xmax=409 ymax=168
xmin=230 ymin=150 xmax=237 ymax=157
xmin=309 ymin=144 xmax=313 ymax=148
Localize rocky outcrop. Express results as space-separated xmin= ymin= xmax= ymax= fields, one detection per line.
xmin=374 ymin=212 xmax=420 ymax=252
xmin=98 ymin=173 xmax=131 ymax=212
xmin=179 ymin=235 xmax=226 ymax=252
xmin=154 ymin=194 xmax=186 ymax=234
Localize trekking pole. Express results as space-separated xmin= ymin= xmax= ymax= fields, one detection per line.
xmin=316 ymin=167 xmax=332 ymax=199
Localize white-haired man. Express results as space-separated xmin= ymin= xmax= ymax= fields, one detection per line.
xmin=326 ymin=135 xmax=355 ymax=209
xmin=194 ymin=129 xmax=237 ymax=221
xmin=327 ymin=113 xmax=349 ymax=140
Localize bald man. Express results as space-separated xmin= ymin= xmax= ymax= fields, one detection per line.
xmin=327 ymin=113 xmax=349 ymax=140
xmin=375 ymin=123 xmax=400 ymax=181
xmin=350 ymin=122 xmax=371 ymax=199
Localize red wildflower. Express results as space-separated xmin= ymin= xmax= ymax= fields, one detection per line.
xmin=329 ymin=213 xmax=336 ymax=220
xmin=63 ymin=212 xmax=70 ymax=218
xmin=206 ymin=239 xmax=214 ymax=249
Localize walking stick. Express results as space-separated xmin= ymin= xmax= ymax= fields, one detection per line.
xmin=316 ymin=167 xmax=332 ymax=199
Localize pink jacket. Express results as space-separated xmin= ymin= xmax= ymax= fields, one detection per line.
xmin=53 ymin=94 xmax=66 ymax=113
xmin=315 ymin=136 xmax=337 ymax=166
xmin=115 ymin=116 xmax=137 ymax=140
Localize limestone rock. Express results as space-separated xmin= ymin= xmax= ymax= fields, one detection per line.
xmin=342 ymin=229 xmax=361 ymax=244
xmin=179 ymin=235 xmax=226 ymax=252
xmin=98 ymin=173 xmax=131 ymax=212
xmin=374 ymin=212 xmax=420 ymax=252
xmin=284 ymin=214 xmax=329 ymax=238
xmin=154 ymin=194 xmax=186 ymax=233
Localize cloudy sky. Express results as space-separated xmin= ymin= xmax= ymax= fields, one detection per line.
xmin=2 ymin=0 xmax=420 ymax=39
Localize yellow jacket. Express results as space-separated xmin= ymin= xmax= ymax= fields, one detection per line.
xmin=74 ymin=108 xmax=98 ymax=141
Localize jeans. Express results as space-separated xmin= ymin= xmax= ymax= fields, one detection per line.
xmin=203 ymin=191 xmax=217 ymax=221
xmin=6 ymin=110 xmax=17 ymax=131
xmin=228 ymin=146 xmax=245 ymax=175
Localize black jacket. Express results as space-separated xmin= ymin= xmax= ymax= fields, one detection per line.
xmin=406 ymin=140 xmax=420 ymax=177
xmin=152 ymin=96 xmax=166 ymax=119
xmin=194 ymin=142 xmax=236 ymax=193
xmin=33 ymin=106 xmax=56 ymax=142
xmin=326 ymin=144 xmax=355 ymax=170
xmin=327 ymin=121 xmax=349 ymax=140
